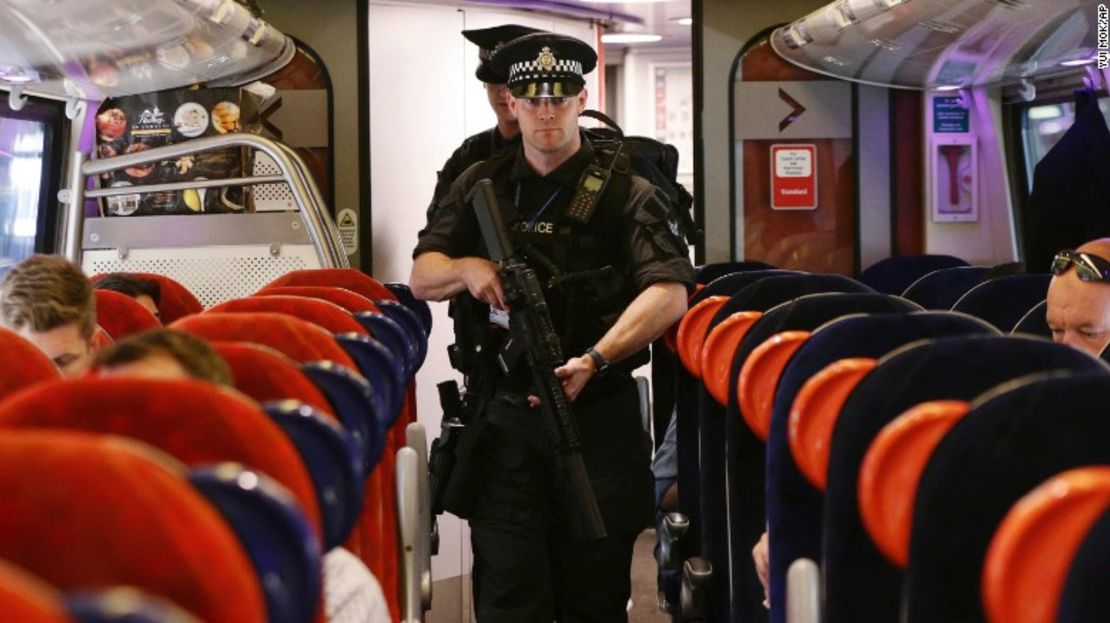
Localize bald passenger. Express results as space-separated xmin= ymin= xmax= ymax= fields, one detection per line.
xmin=1046 ymin=238 xmax=1110 ymax=357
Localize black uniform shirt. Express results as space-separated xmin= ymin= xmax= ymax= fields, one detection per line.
xmin=415 ymin=134 xmax=694 ymax=295
xmin=428 ymin=126 xmax=521 ymax=216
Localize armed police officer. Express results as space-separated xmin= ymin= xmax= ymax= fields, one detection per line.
xmin=411 ymin=32 xmax=694 ymax=623
xmin=427 ymin=24 xmax=542 ymax=213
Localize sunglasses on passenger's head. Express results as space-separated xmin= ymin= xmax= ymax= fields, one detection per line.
xmin=1051 ymin=249 xmax=1110 ymax=282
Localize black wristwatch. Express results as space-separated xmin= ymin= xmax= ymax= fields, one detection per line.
xmin=585 ymin=347 xmax=610 ymax=376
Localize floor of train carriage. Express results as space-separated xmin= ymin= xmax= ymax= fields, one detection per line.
xmin=630 ymin=529 xmax=670 ymax=622
xmin=429 ymin=528 xmax=666 ymax=622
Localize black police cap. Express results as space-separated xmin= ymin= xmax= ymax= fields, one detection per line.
xmin=490 ymin=32 xmax=598 ymax=98
xmin=461 ymin=24 xmax=544 ymax=83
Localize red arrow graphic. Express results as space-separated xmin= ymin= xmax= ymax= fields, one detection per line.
xmin=779 ymin=88 xmax=807 ymax=132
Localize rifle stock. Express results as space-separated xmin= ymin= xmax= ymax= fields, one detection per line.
xmin=467 ymin=179 xmax=607 ymax=540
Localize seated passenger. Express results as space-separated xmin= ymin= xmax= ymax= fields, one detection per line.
xmin=1047 ymin=239 xmax=1110 ymax=356
xmin=94 ymin=273 xmax=162 ymax=321
xmin=95 ymin=328 xmax=231 ymax=385
xmin=0 ymin=255 xmax=97 ymax=377
xmin=93 ymin=327 xmax=390 ymax=623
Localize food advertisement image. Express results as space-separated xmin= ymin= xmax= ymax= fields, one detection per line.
xmin=95 ymin=87 xmax=260 ymax=216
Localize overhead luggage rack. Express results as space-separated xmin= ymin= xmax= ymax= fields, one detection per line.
xmin=64 ymin=133 xmax=349 ymax=308
xmin=0 ymin=0 xmax=294 ymax=102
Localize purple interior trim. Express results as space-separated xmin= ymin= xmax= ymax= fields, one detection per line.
xmin=466 ymin=0 xmax=644 ymax=25
xmin=81 ymin=101 xmax=102 ymax=217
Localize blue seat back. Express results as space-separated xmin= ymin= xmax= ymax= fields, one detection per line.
xmin=700 ymin=274 xmax=872 ymax=621
xmin=766 ymin=311 xmax=996 ymax=620
xmin=905 ymin=371 xmax=1110 ymax=623
xmin=824 ymin=337 xmax=1105 ymax=623
xmin=857 ymin=254 xmax=968 ymax=295
xmin=900 ymin=265 xmax=988 ymax=309
xmin=337 ymin=333 xmax=405 ymax=425
xmin=66 ymin=589 xmax=202 ymax=623
xmin=301 ymin=361 xmax=385 ymax=475
xmin=384 ymin=282 xmax=433 ymax=336
xmin=1012 ymin=299 xmax=1050 ymax=337
xmin=355 ymin=311 xmax=415 ymax=381
xmin=1059 ymin=504 xmax=1110 ymax=623
xmin=951 ymin=273 xmax=1052 ymax=332
xmin=265 ymin=401 xmax=364 ymax=549
xmin=188 ymin=466 xmax=322 ymax=623
xmin=378 ymin=300 xmax=427 ymax=373
xmin=695 ymin=260 xmax=776 ymax=284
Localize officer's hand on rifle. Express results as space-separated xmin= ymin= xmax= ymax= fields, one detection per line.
xmin=459 ymin=257 xmax=507 ymax=310
xmin=523 ymin=353 xmax=598 ymax=408
xmin=554 ymin=353 xmax=598 ymax=402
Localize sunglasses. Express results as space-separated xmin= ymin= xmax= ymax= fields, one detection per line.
xmin=1051 ymin=249 xmax=1110 ymax=282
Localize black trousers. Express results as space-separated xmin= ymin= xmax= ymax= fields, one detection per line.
xmin=468 ymin=376 xmax=653 ymax=623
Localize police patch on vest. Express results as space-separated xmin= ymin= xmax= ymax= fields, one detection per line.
xmin=515 ymin=221 xmax=556 ymax=235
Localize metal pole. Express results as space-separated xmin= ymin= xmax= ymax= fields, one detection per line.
xmin=62 ymin=151 xmax=88 ymax=264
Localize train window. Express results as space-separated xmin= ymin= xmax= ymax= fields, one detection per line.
xmin=1020 ymin=97 xmax=1110 ymax=193
xmin=0 ymin=116 xmax=47 ymax=271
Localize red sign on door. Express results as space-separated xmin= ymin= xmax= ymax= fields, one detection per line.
xmin=770 ymin=144 xmax=817 ymax=210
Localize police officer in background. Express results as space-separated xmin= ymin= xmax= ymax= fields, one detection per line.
xmin=427 ymin=24 xmax=542 ymax=212
xmin=411 ymin=32 xmax=694 ymax=623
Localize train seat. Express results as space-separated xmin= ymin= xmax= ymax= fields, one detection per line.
xmin=900 ymin=265 xmax=989 ymax=309
xmin=91 ymin=272 xmax=205 ymax=325
xmin=264 ymin=268 xmax=397 ymax=304
xmin=694 ymin=273 xmax=872 ymax=621
xmin=0 ymin=326 xmax=60 ymax=399
xmin=823 ymin=337 xmax=1105 ymax=623
xmin=171 ymin=312 xmax=400 ymax=616
xmin=1012 ymin=299 xmax=1051 ymax=337
xmin=171 ymin=312 xmax=358 ymax=370
xmin=65 ymin=587 xmax=204 ymax=623
xmin=0 ymin=430 xmax=267 ymax=623
xmin=0 ymin=379 xmax=342 ymax=622
xmin=212 ymin=341 xmax=384 ymax=474
xmin=904 ymin=371 xmax=1110 ymax=623
xmin=982 ymin=466 xmax=1110 ymax=623
xmin=950 ymin=273 xmax=1052 ymax=332
xmin=857 ymin=254 xmax=969 ymax=295
xmin=262 ymin=401 xmax=365 ymax=549
xmin=187 ymin=464 xmax=323 ymax=623
xmin=209 ymin=295 xmax=367 ymax=335
xmin=206 ymin=296 xmax=406 ymax=417
xmin=713 ymin=291 xmax=916 ymax=623
xmin=0 ymin=377 xmax=323 ymax=539
xmin=258 ymin=273 xmax=429 ymax=372
xmin=1057 ymin=493 xmax=1110 ymax=623
xmin=383 ymin=282 xmax=433 ymax=336
xmin=0 ymin=559 xmax=74 ymax=623
xmin=256 ymin=285 xmax=381 ymax=313
xmin=93 ymin=289 xmax=161 ymax=340
xmin=695 ymin=260 xmax=776 ymax=284
xmin=664 ymin=268 xmax=795 ymax=616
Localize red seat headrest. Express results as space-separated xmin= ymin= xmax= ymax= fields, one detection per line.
xmin=208 ymin=296 xmax=367 ymax=336
xmin=0 ymin=430 xmax=266 ymax=622
xmin=0 ymin=559 xmax=74 ymax=623
xmin=171 ymin=312 xmax=357 ymax=370
xmin=93 ymin=289 xmax=161 ymax=340
xmin=0 ymin=327 xmax=59 ymax=400
xmin=91 ymin=273 xmax=203 ymax=324
xmin=256 ymin=286 xmax=380 ymax=313
xmin=265 ymin=269 xmax=396 ymax=303
xmin=213 ymin=342 xmax=336 ymax=421
xmin=0 ymin=377 xmax=322 ymax=537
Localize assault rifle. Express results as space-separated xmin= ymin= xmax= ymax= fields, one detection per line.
xmin=467 ymin=178 xmax=607 ymax=540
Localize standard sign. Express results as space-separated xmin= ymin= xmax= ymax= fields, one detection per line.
xmin=771 ymin=144 xmax=817 ymax=210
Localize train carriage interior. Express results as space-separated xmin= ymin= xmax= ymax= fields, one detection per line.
xmin=1 ymin=0 xmax=1109 ymax=622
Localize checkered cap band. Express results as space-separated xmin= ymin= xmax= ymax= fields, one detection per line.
xmin=507 ymin=58 xmax=584 ymax=85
